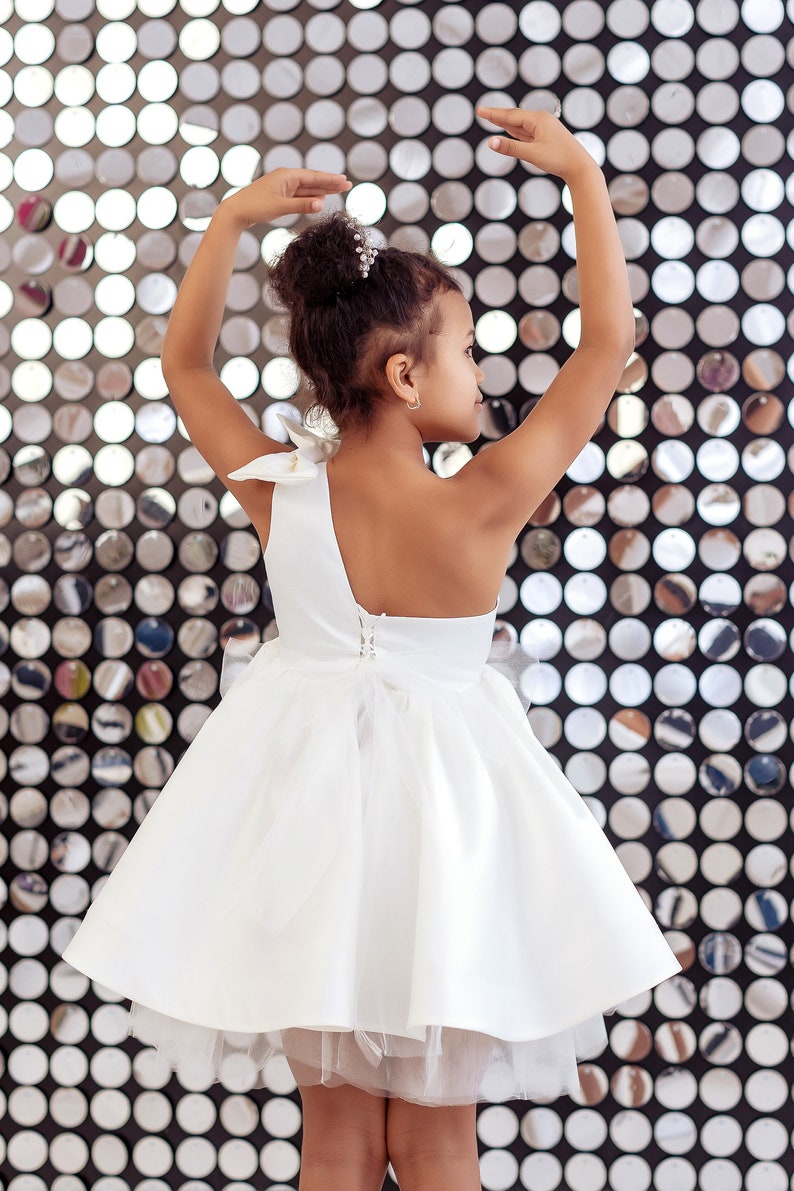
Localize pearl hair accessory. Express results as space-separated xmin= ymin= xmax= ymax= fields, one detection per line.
xmin=352 ymin=230 xmax=378 ymax=278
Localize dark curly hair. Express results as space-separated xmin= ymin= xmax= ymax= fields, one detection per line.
xmin=267 ymin=211 xmax=461 ymax=434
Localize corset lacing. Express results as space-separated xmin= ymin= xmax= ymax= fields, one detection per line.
xmin=357 ymin=607 xmax=385 ymax=660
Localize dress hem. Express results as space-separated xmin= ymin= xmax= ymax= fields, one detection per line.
xmin=63 ymin=916 xmax=682 ymax=1047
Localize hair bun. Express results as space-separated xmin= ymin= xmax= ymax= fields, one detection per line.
xmin=266 ymin=208 xmax=459 ymax=435
xmin=270 ymin=211 xmax=374 ymax=310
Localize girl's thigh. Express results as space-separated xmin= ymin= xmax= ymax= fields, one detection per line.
xmin=386 ymin=1096 xmax=478 ymax=1157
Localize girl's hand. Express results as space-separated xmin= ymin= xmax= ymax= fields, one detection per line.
xmin=221 ymin=167 xmax=353 ymax=229
xmin=477 ymin=107 xmax=598 ymax=183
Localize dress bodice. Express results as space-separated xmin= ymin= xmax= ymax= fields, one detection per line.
xmin=226 ymin=414 xmax=498 ymax=693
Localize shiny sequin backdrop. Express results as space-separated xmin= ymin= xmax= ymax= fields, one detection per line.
xmin=1 ymin=0 xmax=794 ymax=1187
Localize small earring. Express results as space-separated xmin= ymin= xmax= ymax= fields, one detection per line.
xmin=406 ymin=396 xmax=422 ymax=410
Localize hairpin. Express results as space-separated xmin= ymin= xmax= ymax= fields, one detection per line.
xmin=352 ymin=230 xmax=378 ymax=278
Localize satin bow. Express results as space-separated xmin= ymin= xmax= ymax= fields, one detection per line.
xmin=226 ymin=411 xmax=340 ymax=484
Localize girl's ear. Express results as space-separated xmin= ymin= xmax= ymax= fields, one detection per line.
xmin=384 ymin=352 xmax=420 ymax=406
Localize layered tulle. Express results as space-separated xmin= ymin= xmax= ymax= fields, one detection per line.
xmin=127 ymin=1002 xmax=610 ymax=1105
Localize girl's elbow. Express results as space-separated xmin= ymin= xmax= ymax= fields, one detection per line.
xmin=578 ymin=332 xmax=634 ymax=364
xmin=619 ymin=331 xmax=635 ymax=362
xmin=608 ymin=319 xmax=636 ymax=364
xmin=160 ymin=351 xmax=196 ymax=382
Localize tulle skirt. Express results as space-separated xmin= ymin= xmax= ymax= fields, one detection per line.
xmin=127 ymin=1002 xmax=612 ymax=1105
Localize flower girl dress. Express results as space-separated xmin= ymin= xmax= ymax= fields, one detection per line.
xmin=62 ymin=413 xmax=682 ymax=1106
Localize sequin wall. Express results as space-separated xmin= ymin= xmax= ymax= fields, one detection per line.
xmin=1 ymin=0 xmax=793 ymax=1186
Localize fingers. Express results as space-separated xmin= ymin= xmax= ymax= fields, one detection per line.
xmin=293 ymin=185 xmax=351 ymax=197
xmin=477 ymin=106 xmax=532 ymax=127
xmin=293 ymin=169 xmax=352 ymax=191
xmin=487 ymin=135 xmax=523 ymax=157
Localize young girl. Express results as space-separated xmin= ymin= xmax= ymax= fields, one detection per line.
xmin=63 ymin=109 xmax=681 ymax=1191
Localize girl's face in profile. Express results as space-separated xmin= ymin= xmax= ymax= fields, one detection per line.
xmin=412 ymin=290 xmax=486 ymax=444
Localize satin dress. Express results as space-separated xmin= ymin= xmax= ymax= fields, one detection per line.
xmin=62 ymin=413 xmax=682 ymax=1106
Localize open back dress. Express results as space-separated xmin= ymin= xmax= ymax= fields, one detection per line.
xmin=62 ymin=413 xmax=682 ymax=1106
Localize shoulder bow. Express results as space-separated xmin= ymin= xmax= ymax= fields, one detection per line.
xmin=226 ymin=411 xmax=340 ymax=485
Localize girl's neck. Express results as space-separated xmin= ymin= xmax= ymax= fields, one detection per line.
xmin=330 ymin=407 xmax=428 ymax=471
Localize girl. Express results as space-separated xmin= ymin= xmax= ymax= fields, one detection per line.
xmin=63 ymin=109 xmax=681 ymax=1191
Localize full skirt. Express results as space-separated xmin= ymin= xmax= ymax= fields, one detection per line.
xmin=62 ymin=638 xmax=682 ymax=1105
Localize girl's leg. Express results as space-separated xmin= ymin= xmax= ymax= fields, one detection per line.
xmin=290 ymin=1064 xmax=390 ymax=1191
xmin=386 ymin=1098 xmax=481 ymax=1191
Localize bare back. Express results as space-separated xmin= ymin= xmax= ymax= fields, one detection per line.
xmin=325 ymin=456 xmax=514 ymax=619
xmin=249 ymin=453 xmax=515 ymax=621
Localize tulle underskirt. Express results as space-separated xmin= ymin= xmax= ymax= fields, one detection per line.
xmin=127 ymin=1000 xmax=612 ymax=1106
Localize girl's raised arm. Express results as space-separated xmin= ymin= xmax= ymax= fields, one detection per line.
xmin=460 ymin=109 xmax=635 ymax=535
xmin=159 ymin=168 xmax=351 ymax=526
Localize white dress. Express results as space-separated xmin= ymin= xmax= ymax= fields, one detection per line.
xmin=62 ymin=414 xmax=682 ymax=1107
